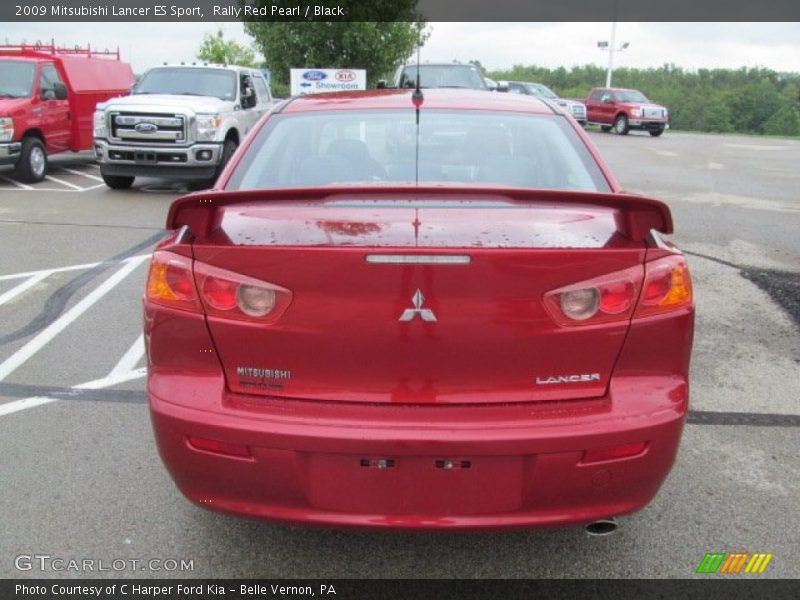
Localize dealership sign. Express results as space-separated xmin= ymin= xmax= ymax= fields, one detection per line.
xmin=290 ymin=68 xmax=367 ymax=95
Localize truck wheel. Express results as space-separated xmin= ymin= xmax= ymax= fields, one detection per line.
xmin=215 ymin=139 xmax=238 ymax=179
xmin=195 ymin=139 xmax=239 ymax=191
xmin=15 ymin=137 xmax=48 ymax=183
xmin=101 ymin=170 xmax=135 ymax=190
xmin=614 ymin=115 xmax=629 ymax=135
xmin=600 ymin=125 xmax=612 ymax=133
xmin=650 ymin=127 xmax=665 ymax=137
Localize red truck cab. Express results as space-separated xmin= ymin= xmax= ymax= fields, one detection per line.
xmin=0 ymin=43 xmax=134 ymax=182
xmin=585 ymin=87 xmax=669 ymax=137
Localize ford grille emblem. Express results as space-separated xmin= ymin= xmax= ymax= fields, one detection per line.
xmin=134 ymin=122 xmax=158 ymax=134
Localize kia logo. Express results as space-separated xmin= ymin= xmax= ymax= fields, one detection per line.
xmin=134 ymin=122 xmax=158 ymax=134
xmin=302 ymin=70 xmax=327 ymax=81
xmin=335 ymin=70 xmax=357 ymax=82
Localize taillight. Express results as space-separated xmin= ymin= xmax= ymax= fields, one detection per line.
xmin=193 ymin=261 xmax=292 ymax=323
xmin=635 ymin=255 xmax=693 ymax=317
xmin=544 ymin=255 xmax=692 ymax=326
xmin=145 ymin=251 xmax=292 ymax=322
xmin=145 ymin=251 xmax=200 ymax=311
xmin=544 ymin=265 xmax=642 ymax=326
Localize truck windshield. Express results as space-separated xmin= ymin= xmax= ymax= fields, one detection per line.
xmin=615 ymin=90 xmax=649 ymax=103
xmin=526 ymin=84 xmax=559 ymax=99
xmin=0 ymin=61 xmax=36 ymax=98
xmin=227 ymin=109 xmax=610 ymax=192
xmin=134 ymin=68 xmax=237 ymax=100
xmin=398 ymin=66 xmax=487 ymax=90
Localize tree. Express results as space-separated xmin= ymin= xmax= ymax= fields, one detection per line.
xmin=244 ymin=21 xmax=427 ymax=87
xmin=197 ymin=27 xmax=258 ymax=67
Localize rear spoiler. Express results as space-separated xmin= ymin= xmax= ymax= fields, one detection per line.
xmin=166 ymin=186 xmax=672 ymax=243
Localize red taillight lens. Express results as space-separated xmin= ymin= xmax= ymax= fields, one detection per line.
xmin=145 ymin=252 xmax=292 ymax=322
xmin=544 ymin=265 xmax=641 ymax=327
xmin=145 ymin=251 xmax=200 ymax=311
xmin=544 ymin=255 xmax=693 ymax=326
xmin=635 ymin=255 xmax=693 ymax=317
xmin=201 ymin=276 xmax=238 ymax=311
xmin=582 ymin=441 xmax=648 ymax=464
xmin=194 ymin=262 xmax=292 ymax=323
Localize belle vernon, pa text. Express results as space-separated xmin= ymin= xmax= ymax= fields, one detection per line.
xmin=16 ymin=584 xmax=338 ymax=597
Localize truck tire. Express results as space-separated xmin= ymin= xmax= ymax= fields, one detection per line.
xmin=650 ymin=127 xmax=665 ymax=137
xmin=614 ymin=115 xmax=629 ymax=135
xmin=15 ymin=137 xmax=48 ymax=183
xmin=600 ymin=125 xmax=612 ymax=132
xmin=193 ymin=139 xmax=238 ymax=191
xmin=215 ymin=139 xmax=238 ymax=180
xmin=101 ymin=169 xmax=135 ymax=190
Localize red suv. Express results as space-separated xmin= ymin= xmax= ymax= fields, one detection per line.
xmin=144 ymin=89 xmax=694 ymax=530
xmin=585 ymin=87 xmax=669 ymax=136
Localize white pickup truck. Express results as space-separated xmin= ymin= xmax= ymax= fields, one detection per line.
xmin=93 ymin=64 xmax=272 ymax=189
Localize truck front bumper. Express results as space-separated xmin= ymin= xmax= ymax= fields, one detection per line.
xmin=94 ymin=139 xmax=221 ymax=181
xmin=628 ymin=119 xmax=669 ymax=131
xmin=0 ymin=141 xmax=22 ymax=166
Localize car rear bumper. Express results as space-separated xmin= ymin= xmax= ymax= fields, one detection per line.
xmin=0 ymin=141 xmax=22 ymax=165
xmin=149 ymin=373 xmax=688 ymax=530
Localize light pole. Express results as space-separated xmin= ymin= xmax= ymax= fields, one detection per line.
xmin=597 ymin=22 xmax=629 ymax=88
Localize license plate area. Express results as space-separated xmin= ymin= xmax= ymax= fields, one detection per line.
xmin=304 ymin=453 xmax=524 ymax=515
xmin=134 ymin=151 xmax=158 ymax=164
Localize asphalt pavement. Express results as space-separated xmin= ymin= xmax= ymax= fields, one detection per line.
xmin=0 ymin=131 xmax=798 ymax=579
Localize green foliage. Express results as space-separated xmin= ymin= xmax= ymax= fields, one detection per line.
xmin=244 ymin=20 xmax=428 ymax=87
xmin=197 ymin=27 xmax=258 ymax=67
xmin=488 ymin=64 xmax=800 ymax=137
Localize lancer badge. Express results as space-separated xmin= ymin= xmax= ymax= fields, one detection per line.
xmin=399 ymin=289 xmax=437 ymax=322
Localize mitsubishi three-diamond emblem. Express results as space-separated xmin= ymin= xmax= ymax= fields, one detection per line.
xmin=398 ymin=289 xmax=437 ymax=322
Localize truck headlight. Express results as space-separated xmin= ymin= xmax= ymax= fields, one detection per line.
xmin=196 ymin=114 xmax=221 ymax=142
xmin=0 ymin=118 xmax=14 ymax=143
xmin=93 ymin=111 xmax=107 ymax=139
xmin=631 ymin=108 xmax=642 ymax=117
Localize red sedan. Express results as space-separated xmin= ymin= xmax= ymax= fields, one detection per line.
xmin=144 ymin=89 xmax=694 ymax=531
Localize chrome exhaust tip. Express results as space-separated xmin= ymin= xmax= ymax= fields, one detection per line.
xmin=585 ymin=518 xmax=618 ymax=536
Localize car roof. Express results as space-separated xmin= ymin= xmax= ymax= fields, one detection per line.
xmin=402 ymin=63 xmax=480 ymax=68
xmin=282 ymin=89 xmax=556 ymax=114
xmin=154 ymin=64 xmax=262 ymax=74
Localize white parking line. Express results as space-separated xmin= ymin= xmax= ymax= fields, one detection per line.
xmin=0 ymin=255 xmax=148 ymax=382
xmin=109 ymin=335 xmax=145 ymax=377
xmin=0 ymin=272 xmax=51 ymax=307
xmin=0 ymin=175 xmax=34 ymax=190
xmin=56 ymin=167 xmax=104 ymax=183
xmin=0 ymin=254 xmax=148 ymax=282
xmin=0 ymin=367 xmax=146 ymax=417
xmin=44 ymin=174 xmax=84 ymax=191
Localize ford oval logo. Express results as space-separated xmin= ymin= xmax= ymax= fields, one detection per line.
xmin=303 ymin=70 xmax=327 ymax=81
xmin=134 ymin=122 xmax=158 ymax=134
xmin=335 ymin=70 xmax=357 ymax=82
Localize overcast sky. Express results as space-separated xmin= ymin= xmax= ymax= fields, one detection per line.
xmin=10 ymin=22 xmax=800 ymax=74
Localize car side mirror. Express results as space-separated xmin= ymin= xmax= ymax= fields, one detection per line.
xmin=496 ymin=81 xmax=509 ymax=93
xmin=602 ymin=96 xmax=614 ymax=104
xmin=53 ymin=82 xmax=68 ymax=100
xmin=376 ymin=80 xmax=387 ymax=89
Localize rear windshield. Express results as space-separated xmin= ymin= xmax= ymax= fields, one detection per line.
xmin=134 ymin=67 xmax=236 ymax=100
xmin=615 ymin=90 xmax=649 ymax=103
xmin=0 ymin=60 xmax=36 ymax=98
xmin=398 ymin=65 xmax=487 ymax=90
xmin=227 ymin=110 xmax=610 ymax=192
